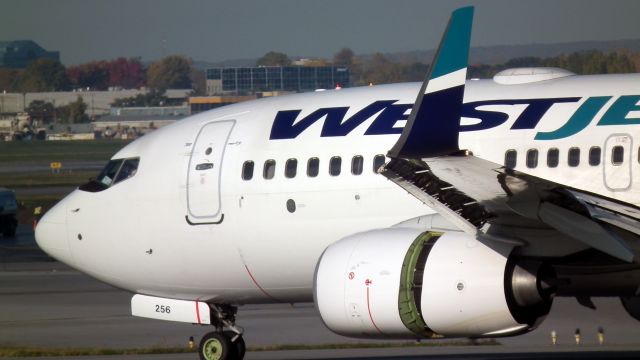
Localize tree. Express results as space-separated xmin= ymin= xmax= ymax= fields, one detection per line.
xmin=18 ymin=59 xmax=70 ymax=92
xmin=0 ymin=68 xmax=22 ymax=92
xmin=67 ymin=61 xmax=109 ymax=90
xmin=190 ymin=68 xmax=206 ymax=96
xmin=26 ymin=100 xmax=55 ymax=124
xmin=333 ymin=48 xmax=355 ymax=66
xmin=108 ymin=57 xmax=145 ymax=89
xmin=111 ymin=90 xmax=168 ymax=107
xmin=56 ymin=96 xmax=88 ymax=124
xmin=146 ymin=55 xmax=193 ymax=92
xmin=256 ymin=51 xmax=291 ymax=66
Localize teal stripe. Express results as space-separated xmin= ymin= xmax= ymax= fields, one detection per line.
xmin=599 ymin=95 xmax=640 ymax=125
xmin=430 ymin=6 xmax=474 ymax=78
xmin=534 ymin=97 xmax=610 ymax=140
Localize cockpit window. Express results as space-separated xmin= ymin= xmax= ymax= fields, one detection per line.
xmin=97 ymin=159 xmax=123 ymax=186
xmin=114 ymin=158 xmax=139 ymax=184
xmin=79 ymin=157 xmax=140 ymax=192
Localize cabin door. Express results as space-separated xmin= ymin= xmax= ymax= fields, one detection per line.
xmin=604 ymin=134 xmax=632 ymax=191
xmin=186 ymin=120 xmax=235 ymax=222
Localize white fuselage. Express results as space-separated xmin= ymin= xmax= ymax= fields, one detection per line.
xmin=37 ymin=73 xmax=640 ymax=304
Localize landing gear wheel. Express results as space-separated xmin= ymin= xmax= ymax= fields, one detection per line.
xmin=224 ymin=331 xmax=245 ymax=359
xmin=199 ymin=332 xmax=232 ymax=360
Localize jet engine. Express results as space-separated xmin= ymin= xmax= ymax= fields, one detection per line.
xmin=314 ymin=228 xmax=554 ymax=339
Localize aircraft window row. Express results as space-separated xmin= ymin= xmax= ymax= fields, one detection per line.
xmin=505 ymin=146 xmax=630 ymax=169
xmin=79 ymin=157 xmax=140 ymax=192
xmin=241 ymin=154 xmax=386 ymax=180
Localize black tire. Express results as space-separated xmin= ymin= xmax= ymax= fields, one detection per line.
xmin=199 ymin=332 xmax=232 ymax=360
xmin=224 ymin=331 xmax=245 ymax=360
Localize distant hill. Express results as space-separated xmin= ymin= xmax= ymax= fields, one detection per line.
xmin=192 ymin=39 xmax=640 ymax=69
xmin=384 ymin=39 xmax=640 ymax=65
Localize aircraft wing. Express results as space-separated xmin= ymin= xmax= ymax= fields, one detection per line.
xmin=381 ymin=6 xmax=638 ymax=263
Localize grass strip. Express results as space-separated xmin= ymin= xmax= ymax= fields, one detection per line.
xmin=0 ymin=140 xmax=129 ymax=164
xmin=0 ymin=171 xmax=95 ymax=189
xmin=0 ymin=339 xmax=499 ymax=357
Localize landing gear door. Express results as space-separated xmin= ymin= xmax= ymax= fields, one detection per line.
xmin=604 ymin=134 xmax=632 ymax=191
xmin=186 ymin=120 xmax=235 ymax=223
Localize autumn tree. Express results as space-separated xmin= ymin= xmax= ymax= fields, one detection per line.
xmin=256 ymin=51 xmax=291 ymax=66
xmin=18 ymin=59 xmax=70 ymax=92
xmin=146 ymin=55 xmax=193 ymax=92
xmin=67 ymin=61 xmax=109 ymax=90
xmin=108 ymin=57 xmax=145 ymax=89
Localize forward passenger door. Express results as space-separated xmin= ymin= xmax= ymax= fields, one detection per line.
xmin=186 ymin=120 xmax=235 ymax=223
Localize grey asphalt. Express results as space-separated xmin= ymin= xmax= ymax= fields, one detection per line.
xmin=2 ymin=228 xmax=640 ymax=359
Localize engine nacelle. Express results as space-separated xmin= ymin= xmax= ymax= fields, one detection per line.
xmin=314 ymin=228 xmax=553 ymax=339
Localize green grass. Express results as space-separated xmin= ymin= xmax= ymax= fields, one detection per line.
xmin=0 ymin=339 xmax=499 ymax=357
xmin=0 ymin=140 xmax=130 ymax=164
xmin=0 ymin=170 xmax=95 ymax=189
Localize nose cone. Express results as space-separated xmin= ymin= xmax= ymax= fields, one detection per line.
xmin=35 ymin=201 xmax=72 ymax=265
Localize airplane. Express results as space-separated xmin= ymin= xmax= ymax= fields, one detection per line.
xmin=35 ymin=6 xmax=640 ymax=360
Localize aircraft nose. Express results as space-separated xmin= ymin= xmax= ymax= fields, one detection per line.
xmin=35 ymin=201 xmax=72 ymax=265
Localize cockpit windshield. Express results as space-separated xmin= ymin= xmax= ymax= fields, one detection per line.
xmin=79 ymin=157 xmax=140 ymax=192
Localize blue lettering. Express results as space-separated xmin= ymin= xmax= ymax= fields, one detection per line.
xmin=270 ymin=101 xmax=394 ymax=140
xmin=269 ymin=95 xmax=640 ymax=140
xmin=460 ymin=98 xmax=579 ymax=132
xmin=365 ymin=103 xmax=412 ymax=135
xmin=321 ymin=101 xmax=396 ymax=137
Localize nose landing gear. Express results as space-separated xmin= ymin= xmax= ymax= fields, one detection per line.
xmin=199 ymin=304 xmax=246 ymax=360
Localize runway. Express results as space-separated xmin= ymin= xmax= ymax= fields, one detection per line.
xmin=2 ymin=227 xmax=640 ymax=359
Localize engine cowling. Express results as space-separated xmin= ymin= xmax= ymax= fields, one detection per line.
xmin=314 ymin=228 xmax=553 ymax=339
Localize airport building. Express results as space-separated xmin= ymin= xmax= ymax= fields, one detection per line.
xmin=205 ymin=66 xmax=350 ymax=95
xmin=0 ymin=40 xmax=60 ymax=68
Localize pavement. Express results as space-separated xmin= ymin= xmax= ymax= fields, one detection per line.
xmin=2 ymin=226 xmax=640 ymax=359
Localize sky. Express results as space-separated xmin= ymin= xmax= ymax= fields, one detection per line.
xmin=2 ymin=0 xmax=640 ymax=65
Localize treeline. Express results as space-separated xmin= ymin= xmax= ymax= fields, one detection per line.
xmin=468 ymin=50 xmax=638 ymax=79
xmin=260 ymin=48 xmax=640 ymax=86
xmin=1 ymin=49 xmax=638 ymax=95
xmin=0 ymin=55 xmax=205 ymax=94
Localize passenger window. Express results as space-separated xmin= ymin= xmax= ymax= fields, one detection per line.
xmin=263 ymin=160 xmax=276 ymax=179
xmin=307 ymin=157 xmax=319 ymax=177
xmin=373 ymin=154 xmax=385 ymax=173
xmin=285 ymin=158 xmax=297 ymax=178
xmin=329 ymin=156 xmax=342 ymax=176
xmin=547 ymin=148 xmax=559 ymax=168
xmin=242 ymin=161 xmax=254 ymax=180
xmin=568 ymin=148 xmax=580 ymax=167
xmin=612 ymin=146 xmax=624 ymax=165
xmin=589 ymin=147 xmax=601 ymax=166
xmin=526 ymin=149 xmax=538 ymax=169
xmin=114 ymin=158 xmax=139 ymax=184
xmin=504 ymin=150 xmax=517 ymax=169
xmin=351 ymin=155 xmax=363 ymax=175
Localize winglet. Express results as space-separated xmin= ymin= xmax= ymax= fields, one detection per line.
xmin=388 ymin=6 xmax=474 ymax=159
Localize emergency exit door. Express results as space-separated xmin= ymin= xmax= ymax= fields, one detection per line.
xmin=604 ymin=134 xmax=632 ymax=191
xmin=187 ymin=120 xmax=235 ymax=221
